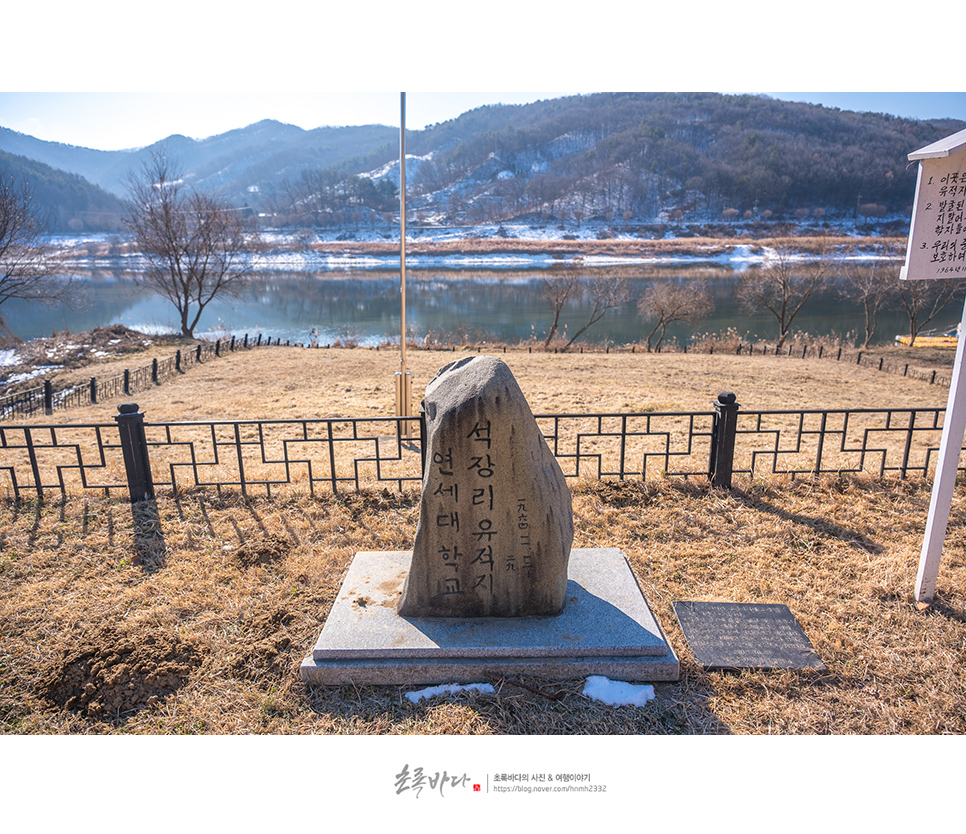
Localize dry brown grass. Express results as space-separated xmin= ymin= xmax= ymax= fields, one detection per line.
xmin=3 ymin=343 xmax=965 ymax=735
xmin=37 ymin=341 xmax=951 ymax=425
xmin=305 ymin=234 xmax=901 ymax=259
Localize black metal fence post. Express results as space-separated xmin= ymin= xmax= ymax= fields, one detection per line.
xmin=44 ymin=380 xmax=53 ymax=415
xmin=152 ymin=358 xmax=159 ymax=384
xmin=114 ymin=403 xmax=155 ymax=503
xmin=709 ymin=391 xmax=740 ymax=489
xmin=90 ymin=377 xmax=97 ymax=404
xmin=123 ymin=369 xmax=131 ymax=396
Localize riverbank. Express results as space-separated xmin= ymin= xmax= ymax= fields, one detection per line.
xmin=60 ymin=230 xmax=907 ymax=271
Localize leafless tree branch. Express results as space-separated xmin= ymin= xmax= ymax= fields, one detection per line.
xmin=124 ymin=150 xmax=259 ymax=338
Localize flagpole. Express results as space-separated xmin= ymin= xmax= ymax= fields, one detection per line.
xmin=400 ymin=91 xmax=407 ymax=378
xmin=395 ymin=92 xmax=412 ymax=435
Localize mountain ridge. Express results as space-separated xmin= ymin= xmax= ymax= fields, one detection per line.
xmin=2 ymin=93 xmax=964 ymax=234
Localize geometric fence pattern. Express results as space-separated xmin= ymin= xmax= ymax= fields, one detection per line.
xmin=1 ymin=404 xmax=962 ymax=502
xmin=734 ymin=407 xmax=950 ymax=480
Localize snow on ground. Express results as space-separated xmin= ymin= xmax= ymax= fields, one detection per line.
xmin=0 ymin=349 xmax=20 ymax=367
xmin=3 ymin=366 xmax=62 ymax=386
xmin=405 ymin=683 xmax=496 ymax=703
xmin=248 ymin=244 xmax=786 ymax=273
xmin=582 ymin=676 xmax=655 ymax=707
xmin=62 ymin=222 xmax=903 ymax=275
xmin=403 ymin=676 xmax=656 ymax=707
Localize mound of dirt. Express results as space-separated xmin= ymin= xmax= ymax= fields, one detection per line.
xmin=0 ymin=324 xmax=185 ymax=391
xmin=37 ymin=623 xmax=205 ymax=720
xmin=231 ymin=532 xmax=292 ymax=568
xmin=339 ymin=488 xmax=418 ymax=515
xmin=228 ymin=603 xmax=303 ymax=682
xmin=588 ymin=479 xmax=657 ymax=507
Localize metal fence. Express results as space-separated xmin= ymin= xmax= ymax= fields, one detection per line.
xmin=1 ymin=396 xmax=961 ymax=503
xmin=5 ymin=336 xmax=956 ymax=423
xmin=0 ymin=333 xmax=288 ymax=420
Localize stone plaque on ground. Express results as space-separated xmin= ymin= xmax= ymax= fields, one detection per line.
xmin=398 ymin=355 xmax=574 ymax=618
xmin=672 ymin=601 xmax=825 ymax=671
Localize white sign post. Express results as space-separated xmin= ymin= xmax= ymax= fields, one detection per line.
xmin=902 ymin=128 xmax=966 ymax=604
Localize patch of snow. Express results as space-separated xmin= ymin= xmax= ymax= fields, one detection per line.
xmin=404 ymin=683 xmax=496 ymax=703
xmin=582 ymin=676 xmax=655 ymax=707
xmin=3 ymin=365 xmax=62 ymax=386
xmin=0 ymin=349 xmax=20 ymax=367
xmin=403 ymin=676 xmax=657 ymax=708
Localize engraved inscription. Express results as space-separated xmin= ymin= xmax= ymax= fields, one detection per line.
xmin=398 ymin=356 xmax=573 ymax=617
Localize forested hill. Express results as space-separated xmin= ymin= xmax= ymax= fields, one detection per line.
xmin=0 ymin=150 xmax=127 ymax=233
xmin=401 ymin=93 xmax=965 ymax=225
xmin=1 ymin=92 xmax=964 ymax=233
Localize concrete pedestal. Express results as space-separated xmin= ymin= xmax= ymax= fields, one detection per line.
xmin=300 ymin=548 xmax=679 ymax=685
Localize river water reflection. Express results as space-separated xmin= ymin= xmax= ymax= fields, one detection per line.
xmin=9 ymin=263 xmax=950 ymax=347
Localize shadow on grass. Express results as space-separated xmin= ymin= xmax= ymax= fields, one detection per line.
xmin=728 ymin=486 xmax=882 ymax=554
xmin=130 ymin=499 xmax=166 ymax=569
xmin=921 ymin=595 xmax=966 ymax=624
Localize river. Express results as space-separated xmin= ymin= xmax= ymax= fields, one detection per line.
xmin=7 ymin=260 xmax=952 ymax=348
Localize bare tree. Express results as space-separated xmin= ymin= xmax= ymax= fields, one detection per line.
xmin=541 ymin=268 xmax=629 ymax=351
xmin=637 ymin=279 xmax=715 ymax=351
xmin=0 ymin=172 xmax=71 ymax=339
xmin=737 ymin=235 xmax=833 ymax=349
xmin=124 ymin=150 xmax=259 ymax=338
xmin=541 ymin=269 xmax=581 ymax=348
xmin=896 ymin=277 xmax=965 ymax=346
xmin=839 ymin=246 xmax=901 ymax=348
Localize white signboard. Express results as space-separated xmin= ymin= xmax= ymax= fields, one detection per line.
xmin=901 ymin=127 xmax=966 ymax=281
xmin=905 ymin=128 xmax=966 ymax=604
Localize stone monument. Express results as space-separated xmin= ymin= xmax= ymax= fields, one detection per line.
xmin=398 ymin=355 xmax=573 ymax=617
xmin=300 ymin=356 xmax=679 ymax=685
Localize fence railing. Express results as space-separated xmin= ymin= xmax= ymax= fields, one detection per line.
xmin=5 ymin=334 xmax=956 ymax=423
xmin=1 ymin=395 xmax=962 ymax=502
xmin=0 ymin=333 xmax=290 ymax=421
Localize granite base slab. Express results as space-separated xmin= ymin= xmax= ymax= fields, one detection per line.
xmin=300 ymin=548 xmax=679 ymax=685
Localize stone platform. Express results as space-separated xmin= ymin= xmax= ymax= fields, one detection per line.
xmin=300 ymin=548 xmax=679 ymax=685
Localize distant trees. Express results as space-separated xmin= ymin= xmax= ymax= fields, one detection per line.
xmin=737 ymin=237 xmax=833 ymax=349
xmin=124 ymin=150 xmax=259 ymax=338
xmin=637 ymin=279 xmax=715 ymax=351
xmin=0 ymin=172 xmax=71 ymax=339
xmin=896 ymin=277 xmax=965 ymax=346
xmin=839 ymin=247 xmax=902 ymax=348
xmin=541 ymin=268 xmax=629 ymax=351
xmin=247 ymin=91 xmax=956 ymax=230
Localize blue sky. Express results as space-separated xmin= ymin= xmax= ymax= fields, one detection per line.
xmin=4 ymin=3 xmax=963 ymax=151
xmin=1 ymin=91 xmax=964 ymax=152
